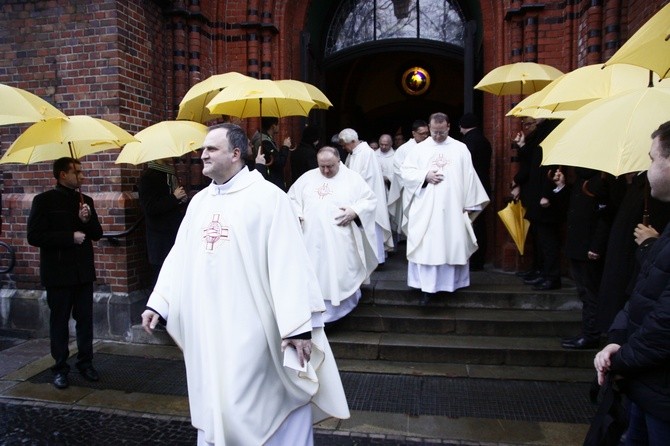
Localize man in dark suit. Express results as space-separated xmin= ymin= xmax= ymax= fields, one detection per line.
xmin=27 ymin=157 xmax=103 ymax=389
xmin=459 ymin=113 xmax=492 ymax=270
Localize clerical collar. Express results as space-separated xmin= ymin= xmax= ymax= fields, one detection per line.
xmin=210 ymin=166 xmax=247 ymax=194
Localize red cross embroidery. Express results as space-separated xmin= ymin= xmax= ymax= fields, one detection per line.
xmin=203 ymin=214 xmax=229 ymax=251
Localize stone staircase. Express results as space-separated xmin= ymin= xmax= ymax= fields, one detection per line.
xmin=327 ymin=252 xmax=597 ymax=384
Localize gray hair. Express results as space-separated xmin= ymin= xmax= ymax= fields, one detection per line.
xmin=338 ymin=128 xmax=358 ymax=143
xmin=209 ymin=123 xmax=249 ymax=159
xmin=317 ymin=146 xmax=340 ymax=159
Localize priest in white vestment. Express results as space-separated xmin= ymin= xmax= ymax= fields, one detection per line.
xmin=338 ymin=128 xmax=394 ymax=263
xmin=288 ymin=146 xmax=379 ymax=323
xmin=376 ymin=134 xmax=395 ymax=190
xmin=401 ymin=113 xmax=490 ymax=300
xmin=387 ymin=120 xmax=430 ymax=237
xmin=142 ymin=123 xmax=349 ymax=446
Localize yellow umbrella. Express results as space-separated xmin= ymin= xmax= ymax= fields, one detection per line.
xmin=541 ymin=86 xmax=670 ymax=177
xmin=603 ymin=3 xmax=670 ymax=79
xmin=0 ymin=116 xmax=136 ymax=164
xmin=115 ymin=120 xmax=208 ymax=165
xmin=206 ymin=78 xmax=317 ymax=118
xmin=474 ymin=62 xmax=564 ymax=96
xmin=274 ymin=80 xmax=333 ymax=109
xmin=497 ymin=200 xmax=530 ymax=255
xmin=0 ymin=83 xmax=66 ymax=125
xmin=177 ymin=71 xmax=252 ymax=123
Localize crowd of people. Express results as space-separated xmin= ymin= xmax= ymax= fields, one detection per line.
xmin=28 ymin=114 xmax=670 ymax=444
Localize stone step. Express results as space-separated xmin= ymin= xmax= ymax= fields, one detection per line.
xmin=336 ymin=305 xmax=582 ymax=337
xmin=362 ymin=281 xmax=582 ymax=311
xmin=327 ymin=331 xmax=598 ymax=369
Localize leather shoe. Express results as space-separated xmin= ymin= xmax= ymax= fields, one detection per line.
xmin=418 ymin=292 xmax=432 ymax=306
xmin=524 ymin=276 xmax=544 ymax=285
xmin=53 ymin=372 xmax=69 ymax=389
xmin=78 ymin=366 xmax=100 ymax=382
xmin=532 ymin=279 xmax=561 ymax=290
xmin=516 ymin=269 xmax=540 ymax=279
xmin=562 ymin=336 xmax=599 ymax=349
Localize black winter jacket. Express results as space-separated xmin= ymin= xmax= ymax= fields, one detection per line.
xmin=27 ymin=185 xmax=103 ymax=287
xmin=608 ymin=223 xmax=670 ymax=421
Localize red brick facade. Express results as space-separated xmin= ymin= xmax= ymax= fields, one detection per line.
xmin=0 ymin=0 xmax=667 ymax=294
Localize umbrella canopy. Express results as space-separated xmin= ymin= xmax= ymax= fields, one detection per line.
xmin=115 ymin=120 xmax=208 ymax=165
xmin=603 ymin=3 xmax=670 ymax=79
xmin=206 ymin=78 xmax=317 ymax=118
xmin=541 ymin=87 xmax=670 ymax=177
xmin=0 ymin=116 xmax=136 ymax=164
xmin=274 ymin=80 xmax=333 ymax=109
xmin=474 ymin=62 xmax=564 ymax=96
xmin=497 ymin=200 xmax=530 ymax=255
xmin=177 ymin=71 xmax=252 ymax=123
xmin=0 ymin=83 xmax=66 ymax=125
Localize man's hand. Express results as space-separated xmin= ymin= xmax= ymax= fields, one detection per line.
xmin=255 ymin=146 xmax=266 ymax=165
xmin=141 ymin=309 xmax=161 ymax=334
xmin=540 ymin=197 xmax=550 ymax=208
xmin=511 ymin=185 xmax=520 ymax=200
xmin=283 ymin=136 xmax=292 ymax=148
xmin=587 ymin=250 xmax=601 ymax=261
xmin=173 ymin=186 xmax=187 ymax=203
xmin=425 ymin=169 xmax=444 ymax=185
xmin=74 ymin=231 xmax=86 ymax=245
xmin=335 ymin=207 xmax=357 ymax=226
xmin=634 ymin=223 xmax=658 ymax=245
xmin=281 ymin=339 xmax=312 ymax=367
xmin=594 ymin=343 xmax=621 ymax=385
xmin=79 ymin=203 xmax=91 ymax=223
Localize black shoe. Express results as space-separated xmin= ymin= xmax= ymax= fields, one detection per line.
xmin=532 ymin=279 xmax=561 ymax=290
xmin=78 ymin=366 xmax=100 ymax=382
xmin=515 ymin=269 xmax=539 ymax=278
xmin=561 ymin=336 xmax=599 ymax=350
xmin=524 ymin=276 xmax=544 ymax=285
xmin=418 ymin=292 xmax=432 ymax=306
xmin=561 ymin=334 xmax=582 ymax=344
xmin=53 ymin=372 xmax=69 ymax=389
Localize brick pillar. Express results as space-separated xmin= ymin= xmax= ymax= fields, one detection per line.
xmin=585 ymin=1 xmax=604 ymax=65
xmin=248 ymin=1 xmax=261 ymax=79
xmin=603 ymin=0 xmax=622 ymax=60
xmin=171 ymin=2 xmax=189 ymax=118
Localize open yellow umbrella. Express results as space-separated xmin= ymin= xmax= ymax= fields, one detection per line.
xmin=206 ymin=78 xmax=317 ymax=118
xmin=0 ymin=116 xmax=136 ymax=164
xmin=497 ymin=200 xmax=530 ymax=255
xmin=541 ymin=86 xmax=670 ymax=177
xmin=115 ymin=120 xmax=207 ymax=165
xmin=177 ymin=71 xmax=252 ymax=123
xmin=603 ymin=3 xmax=670 ymax=79
xmin=0 ymin=83 xmax=66 ymax=125
xmin=474 ymin=62 xmax=564 ymax=96
xmin=274 ymin=80 xmax=333 ymax=109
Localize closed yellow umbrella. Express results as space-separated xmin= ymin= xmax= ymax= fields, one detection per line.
xmin=497 ymin=200 xmax=530 ymax=255
xmin=603 ymin=3 xmax=670 ymax=79
xmin=474 ymin=62 xmax=563 ymax=96
xmin=0 ymin=116 xmax=136 ymax=164
xmin=177 ymin=71 xmax=252 ymax=123
xmin=116 ymin=120 xmax=208 ymax=165
xmin=0 ymin=83 xmax=66 ymax=125
xmin=541 ymin=86 xmax=670 ymax=177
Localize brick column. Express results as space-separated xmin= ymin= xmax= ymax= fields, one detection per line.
xmin=585 ymin=1 xmax=604 ymax=65
xmin=603 ymin=0 xmax=621 ymax=60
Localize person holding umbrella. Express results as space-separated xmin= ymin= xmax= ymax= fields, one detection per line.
xmin=27 ymin=157 xmax=103 ymax=389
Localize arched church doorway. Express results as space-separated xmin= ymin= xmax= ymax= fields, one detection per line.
xmin=305 ymin=0 xmax=480 ymax=142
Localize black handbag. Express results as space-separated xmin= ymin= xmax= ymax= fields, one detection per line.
xmin=583 ymin=376 xmax=628 ymax=446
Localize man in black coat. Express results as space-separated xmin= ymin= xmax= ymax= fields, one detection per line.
xmin=459 ymin=113 xmax=492 ymax=270
xmin=595 ymin=121 xmax=670 ymax=443
xmin=138 ymin=158 xmax=187 ymax=289
xmin=27 ymin=157 xmax=103 ymax=390
xmin=288 ymin=125 xmax=319 ymax=187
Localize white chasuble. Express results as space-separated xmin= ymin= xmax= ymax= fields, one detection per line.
xmin=288 ymin=163 xmax=378 ymax=310
xmin=388 ymin=138 xmax=416 ymax=234
xmin=345 ymin=141 xmax=394 ymax=254
xmin=148 ymin=168 xmax=349 ymax=445
xmin=401 ymin=136 xmax=490 ymax=267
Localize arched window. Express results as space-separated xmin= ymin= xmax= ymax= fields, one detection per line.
xmin=325 ymin=0 xmax=465 ymax=56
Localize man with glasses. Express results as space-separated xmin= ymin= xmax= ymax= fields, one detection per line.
xmin=388 ymin=119 xmax=430 ymax=243
xmin=401 ymin=113 xmax=490 ymax=304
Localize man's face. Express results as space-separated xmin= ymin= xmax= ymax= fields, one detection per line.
xmin=201 ymin=128 xmax=240 ymax=184
xmin=521 ymin=119 xmax=537 ymax=135
xmin=429 ymin=120 xmax=450 ymax=143
xmin=379 ymin=135 xmax=393 ymax=153
xmin=648 ymin=137 xmax=670 ymax=202
xmin=318 ymin=151 xmax=340 ymax=178
xmin=394 ymin=133 xmax=405 ymax=148
xmin=412 ymin=126 xmax=430 ymax=143
xmin=60 ymin=163 xmax=84 ymax=189
xmin=340 ymin=139 xmax=357 ymax=153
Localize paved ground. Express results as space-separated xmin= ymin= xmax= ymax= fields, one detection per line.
xmin=0 ymin=335 xmax=595 ymax=445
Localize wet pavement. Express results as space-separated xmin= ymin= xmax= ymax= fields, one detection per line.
xmin=0 ymin=335 xmax=595 ymax=445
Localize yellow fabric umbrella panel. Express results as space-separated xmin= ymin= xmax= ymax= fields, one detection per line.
xmin=498 ymin=200 xmax=530 ymax=255
xmin=474 ymin=62 xmax=563 ymax=96
xmin=177 ymin=71 xmax=252 ymax=123
xmin=0 ymin=83 xmax=66 ymax=125
xmin=0 ymin=116 xmax=136 ymax=164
